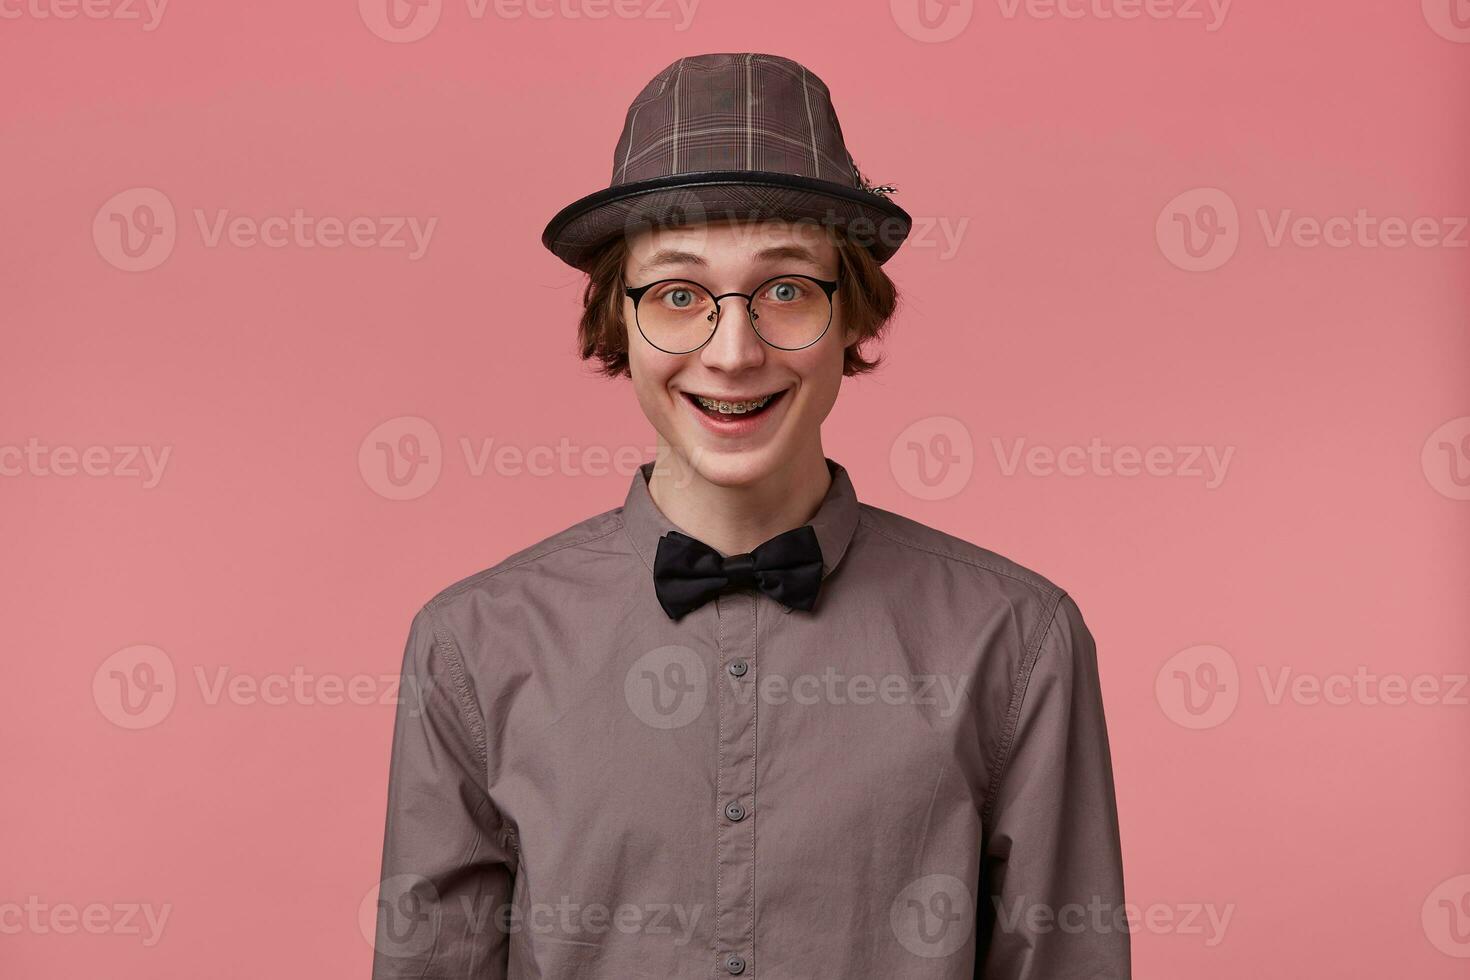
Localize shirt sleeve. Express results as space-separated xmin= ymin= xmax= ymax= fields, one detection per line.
xmin=371 ymin=604 xmax=516 ymax=980
xmin=976 ymin=592 xmax=1131 ymax=980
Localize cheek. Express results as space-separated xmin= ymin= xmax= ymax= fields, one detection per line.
xmin=785 ymin=344 xmax=845 ymax=415
xmin=626 ymin=339 xmax=682 ymax=412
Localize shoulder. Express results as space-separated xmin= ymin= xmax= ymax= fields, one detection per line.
xmin=854 ymin=502 xmax=1068 ymax=607
xmin=418 ymin=504 xmax=631 ymax=618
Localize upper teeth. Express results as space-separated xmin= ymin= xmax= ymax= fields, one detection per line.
xmin=696 ymin=393 xmax=775 ymax=414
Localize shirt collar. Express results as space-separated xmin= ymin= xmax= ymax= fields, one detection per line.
xmin=621 ymin=457 xmax=862 ymax=607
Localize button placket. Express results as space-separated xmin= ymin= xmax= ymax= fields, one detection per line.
xmin=714 ymin=590 xmax=758 ymax=975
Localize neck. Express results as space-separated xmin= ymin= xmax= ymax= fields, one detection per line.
xmin=647 ymin=441 xmax=832 ymax=556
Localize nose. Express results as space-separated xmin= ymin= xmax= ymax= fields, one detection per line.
xmin=699 ymin=295 xmax=766 ymax=371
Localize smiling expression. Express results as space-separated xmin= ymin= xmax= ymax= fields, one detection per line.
xmin=624 ymin=218 xmax=854 ymax=489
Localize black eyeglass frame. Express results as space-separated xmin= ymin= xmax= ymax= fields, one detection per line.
xmin=623 ymin=273 xmax=840 ymax=354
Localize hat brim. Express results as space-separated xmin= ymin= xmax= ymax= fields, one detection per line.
xmin=542 ymin=170 xmax=913 ymax=273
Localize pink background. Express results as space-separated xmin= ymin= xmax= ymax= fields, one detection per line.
xmin=4 ymin=1 xmax=1469 ymax=977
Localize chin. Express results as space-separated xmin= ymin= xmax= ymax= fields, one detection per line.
xmin=672 ymin=438 xmax=787 ymax=489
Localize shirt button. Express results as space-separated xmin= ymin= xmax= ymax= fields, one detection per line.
xmin=724 ymin=801 xmax=746 ymax=822
xmin=727 ymin=659 xmax=749 ymax=677
xmin=723 ymin=953 xmax=746 ymax=974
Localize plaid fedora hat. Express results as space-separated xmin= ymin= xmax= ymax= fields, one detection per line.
xmin=541 ymin=52 xmax=912 ymax=272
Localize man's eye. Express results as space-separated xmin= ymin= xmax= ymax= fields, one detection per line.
xmin=765 ymin=281 xmax=803 ymax=302
xmin=658 ymin=287 xmax=702 ymax=309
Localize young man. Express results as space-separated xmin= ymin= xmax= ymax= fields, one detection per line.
xmin=371 ymin=53 xmax=1129 ymax=979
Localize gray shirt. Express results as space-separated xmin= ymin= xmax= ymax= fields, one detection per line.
xmin=371 ymin=457 xmax=1129 ymax=979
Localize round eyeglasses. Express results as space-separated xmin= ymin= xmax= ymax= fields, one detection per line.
xmin=624 ymin=274 xmax=840 ymax=355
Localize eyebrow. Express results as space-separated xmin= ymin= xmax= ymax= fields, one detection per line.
xmin=636 ymin=244 xmax=826 ymax=275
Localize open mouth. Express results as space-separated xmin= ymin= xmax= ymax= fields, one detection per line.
xmin=682 ymin=389 xmax=788 ymax=420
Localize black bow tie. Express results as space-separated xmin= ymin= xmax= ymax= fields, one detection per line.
xmin=653 ymin=525 xmax=825 ymax=620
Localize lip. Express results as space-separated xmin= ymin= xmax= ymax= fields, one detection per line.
xmin=678 ymin=387 xmax=791 ymax=438
xmin=684 ymin=390 xmax=783 ymax=402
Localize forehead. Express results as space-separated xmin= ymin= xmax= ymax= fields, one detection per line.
xmin=625 ymin=217 xmax=838 ymax=275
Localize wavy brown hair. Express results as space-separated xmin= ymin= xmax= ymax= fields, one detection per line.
xmin=576 ymin=225 xmax=900 ymax=378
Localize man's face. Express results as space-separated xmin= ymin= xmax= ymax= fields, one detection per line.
xmin=623 ymin=218 xmax=852 ymax=488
